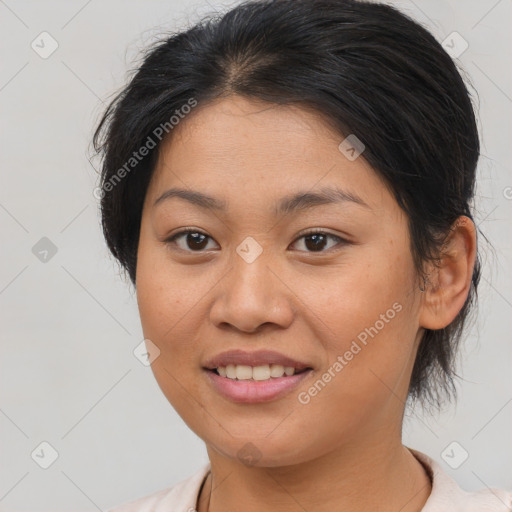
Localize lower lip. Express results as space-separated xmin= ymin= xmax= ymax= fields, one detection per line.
xmin=204 ymin=369 xmax=313 ymax=403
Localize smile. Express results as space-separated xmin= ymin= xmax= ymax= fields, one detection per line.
xmin=204 ymin=366 xmax=313 ymax=403
xmin=215 ymin=364 xmax=303 ymax=380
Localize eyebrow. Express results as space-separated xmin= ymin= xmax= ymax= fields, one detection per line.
xmin=153 ymin=186 xmax=371 ymax=215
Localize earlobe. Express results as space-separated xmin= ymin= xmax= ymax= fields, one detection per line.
xmin=419 ymin=216 xmax=477 ymax=331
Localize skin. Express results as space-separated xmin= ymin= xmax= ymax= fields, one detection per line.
xmin=135 ymin=95 xmax=477 ymax=512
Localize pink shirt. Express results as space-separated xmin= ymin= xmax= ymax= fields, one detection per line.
xmin=109 ymin=448 xmax=512 ymax=511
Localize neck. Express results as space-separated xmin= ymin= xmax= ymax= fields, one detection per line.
xmin=198 ymin=433 xmax=431 ymax=512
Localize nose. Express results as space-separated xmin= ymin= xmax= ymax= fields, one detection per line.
xmin=209 ymin=247 xmax=295 ymax=334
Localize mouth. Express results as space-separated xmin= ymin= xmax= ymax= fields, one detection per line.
xmin=207 ymin=364 xmax=311 ymax=380
xmin=203 ymin=350 xmax=313 ymax=403
xmin=203 ymin=349 xmax=312 ymax=374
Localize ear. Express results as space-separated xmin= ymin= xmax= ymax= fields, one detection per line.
xmin=419 ymin=216 xmax=477 ymax=330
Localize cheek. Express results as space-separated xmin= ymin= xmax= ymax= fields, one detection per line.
xmin=136 ymin=250 xmax=206 ymax=423
xmin=135 ymin=230 xmax=224 ymax=406
xmin=302 ymin=247 xmax=418 ymax=405
xmin=136 ymin=224 xmax=193 ymax=334
xmin=303 ymin=245 xmax=415 ymax=343
xmin=135 ymin=233 xmax=197 ymax=367
xmin=291 ymin=306 xmax=416 ymax=458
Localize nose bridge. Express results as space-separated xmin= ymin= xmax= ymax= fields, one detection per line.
xmin=209 ymin=237 xmax=293 ymax=332
xmin=229 ymin=236 xmax=275 ymax=306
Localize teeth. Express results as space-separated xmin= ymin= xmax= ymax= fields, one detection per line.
xmin=235 ymin=365 xmax=252 ymax=380
xmin=270 ymin=364 xmax=285 ymax=377
xmin=253 ymin=365 xmax=271 ymax=381
xmin=226 ymin=364 xmax=237 ymax=379
xmin=215 ymin=364 xmax=299 ymax=380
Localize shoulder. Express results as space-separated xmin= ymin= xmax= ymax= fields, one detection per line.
xmin=107 ymin=463 xmax=211 ymax=512
xmin=409 ymin=448 xmax=512 ymax=512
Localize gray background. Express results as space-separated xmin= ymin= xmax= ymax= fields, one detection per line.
xmin=1 ymin=0 xmax=511 ymax=510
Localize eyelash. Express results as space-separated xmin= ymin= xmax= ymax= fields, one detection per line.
xmin=164 ymin=227 xmax=348 ymax=254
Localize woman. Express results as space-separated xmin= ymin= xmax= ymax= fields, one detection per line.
xmin=93 ymin=0 xmax=512 ymax=510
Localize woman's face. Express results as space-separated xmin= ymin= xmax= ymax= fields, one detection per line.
xmin=136 ymin=95 xmax=424 ymax=466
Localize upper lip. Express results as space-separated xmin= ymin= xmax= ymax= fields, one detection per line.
xmin=203 ymin=349 xmax=312 ymax=371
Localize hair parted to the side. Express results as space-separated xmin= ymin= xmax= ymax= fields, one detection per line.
xmin=93 ymin=0 xmax=482 ymax=412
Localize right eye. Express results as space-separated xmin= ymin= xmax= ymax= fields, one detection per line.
xmin=164 ymin=228 xmax=219 ymax=252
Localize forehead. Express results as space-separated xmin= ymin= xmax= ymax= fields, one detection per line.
xmin=159 ymin=95 xmax=341 ymax=165
xmin=147 ymin=95 xmax=389 ymax=213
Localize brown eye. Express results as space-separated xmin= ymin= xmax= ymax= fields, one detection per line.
xmin=165 ymin=230 xmax=217 ymax=252
xmin=291 ymin=231 xmax=346 ymax=252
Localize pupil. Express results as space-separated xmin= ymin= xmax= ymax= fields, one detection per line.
xmin=188 ymin=232 xmax=208 ymax=250
xmin=306 ymin=234 xmax=326 ymax=251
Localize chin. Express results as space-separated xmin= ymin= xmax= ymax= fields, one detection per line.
xmin=202 ymin=429 xmax=320 ymax=468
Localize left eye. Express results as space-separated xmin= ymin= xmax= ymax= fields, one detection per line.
xmin=290 ymin=231 xmax=344 ymax=252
